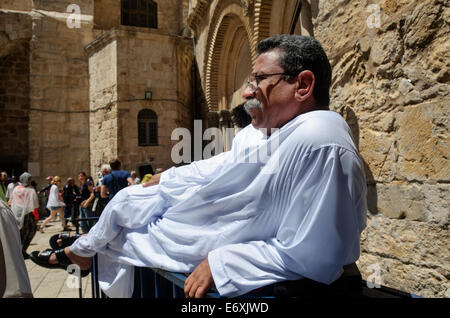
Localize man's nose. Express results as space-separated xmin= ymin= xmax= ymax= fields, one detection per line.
xmin=242 ymin=84 xmax=256 ymax=100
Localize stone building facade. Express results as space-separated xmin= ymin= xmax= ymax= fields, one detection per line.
xmin=186 ymin=0 xmax=449 ymax=297
xmin=0 ymin=0 xmax=193 ymax=183
xmin=0 ymin=0 xmax=448 ymax=297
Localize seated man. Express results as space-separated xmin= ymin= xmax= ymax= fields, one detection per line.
xmin=30 ymin=35 xmax=367 ymax=298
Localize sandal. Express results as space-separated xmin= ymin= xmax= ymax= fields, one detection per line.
xmin=30 ymin=248 xmax=90 ymax=277
xmin=49 ymin=233 xmax=81 ymax=250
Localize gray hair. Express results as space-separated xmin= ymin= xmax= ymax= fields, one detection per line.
xmin=19 ymin=172 xmax=32 ymax=186
xmin=101 ymin=164 xmax=112 ymax=173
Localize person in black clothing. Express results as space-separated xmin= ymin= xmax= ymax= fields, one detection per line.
xmin=62 ymin=178 xmax=80 ymax=226
xmin=92 ymin=165 xmax=111 ymax=217
xmin=77 ymin=172 xmax=95 ymax=234
xmin=38 ymin=176 xmax=53 ymax=218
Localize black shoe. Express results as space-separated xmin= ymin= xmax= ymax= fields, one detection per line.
xmin=30 ymin=248 xmax=90 ymax=277
xmin=49 ymin=233 xmax=82 ymax=250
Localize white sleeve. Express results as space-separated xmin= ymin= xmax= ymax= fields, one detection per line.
xmin=208 ymin=146 xmax=367 ymax=297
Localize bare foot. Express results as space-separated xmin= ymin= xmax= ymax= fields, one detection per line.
xmin=64 ymin=247 xmax=92 ymax=270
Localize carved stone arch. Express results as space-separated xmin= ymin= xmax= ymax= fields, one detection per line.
xmin=204 ymin=2 xmax=253 ymax=112
xmin=186 ymin=0 xmax=211 ymax=36
xmin=220 ymin=25 xmax=251 ymax=110
xmin=251 ymin=0 xmax=273 ymax=62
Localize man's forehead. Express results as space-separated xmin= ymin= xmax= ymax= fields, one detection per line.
xmin=253 ymin=50 xmax=282 ymax=73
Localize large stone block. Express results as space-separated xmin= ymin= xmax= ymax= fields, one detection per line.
xmin=359 ymin=214 xmax=449 ymax=297
xmin=395 ymin=101 xmax=449 ymax=182
xmin=374 ymin=182 xmax=426 ymax=221
xmin=358 ymin=129 xmax=395 ymax=183
xmin=358 ymin=253 xmax=449 ymax=298
xmin=370 ymin=30 xmax=403 ymax=67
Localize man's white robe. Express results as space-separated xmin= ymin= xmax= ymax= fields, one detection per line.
xmin=70 ymin=110 xmax=367 ymax=298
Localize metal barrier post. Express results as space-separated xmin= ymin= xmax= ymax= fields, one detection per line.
xmin=79 ymin=274 xmax=82 ymax=298
xmin=91 ymin=254 xmax=100 ymax=298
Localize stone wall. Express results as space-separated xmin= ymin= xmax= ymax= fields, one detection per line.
xmin=28 ymin=1 xmax=94 ymax=185
xmin=93 ymin=0 xmax=120 ymax=30
xmin=87 ymin=36 xmax=118 ymax=176
xmin=0 ymin=0 xmax=32 ymax=11
xmin=0 ymin=10 xmax=32 ymax=174
xmin=87 ymin=28 xmax=194 ymax=176
xmin=312 ymin=0 xmax=449 ymax=297
xmin=93 ymin=0 xmax=184 ymax=35
xmin=116 ymin=30 xmax=193 ymax=173
xmin=0 ymin=40 xmax=30 ymax=171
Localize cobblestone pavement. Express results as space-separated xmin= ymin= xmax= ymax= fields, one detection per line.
xmin=25 ymin=219 xmax=92 ymax=298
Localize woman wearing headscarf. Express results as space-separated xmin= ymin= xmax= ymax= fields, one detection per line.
xmin=10 ymin=172 xmax=39 ymax=259
xmin=39 ymin=176 xmax=68 ymax=233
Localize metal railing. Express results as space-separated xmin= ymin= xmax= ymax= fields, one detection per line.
xmin=87 ymin=263 xmax=422 ymax=299
xmin=72 ymin=217 xmax=421 ymax=299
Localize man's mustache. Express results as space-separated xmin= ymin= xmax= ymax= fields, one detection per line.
xmin=244 ymin=99 xmax=262 ymax=114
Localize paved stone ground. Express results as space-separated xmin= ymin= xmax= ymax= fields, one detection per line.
xmin=25 ymin=218 xmax=93 ymax=298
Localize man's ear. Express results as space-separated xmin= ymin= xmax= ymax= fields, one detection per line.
xmin=294 ymin=70 xmax=315 ymax=102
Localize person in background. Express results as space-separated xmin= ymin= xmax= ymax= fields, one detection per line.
xmin=138 ymin=163 xmax=154 ymax=184
xmin=140 ymin=173 xmax=153 ymax=184
xmin=92 ymin=165 xmax=111 ymax=217
xmin=39 ymin=176 xmax=68 ymax=233
xmin=99 ymin=164 xmax=112 ymax=185
xmin=130 ymin=171 xmax=140 ymax=185
xmin=62 ymin=178 xmax=80 ymax=226
xmin=38 ymin=176 xmax=53 ymax=218
xmin=0 ymin=171 xmax=8 ymax=203
xmin=78 ymin=172 xmax=95 ymax=233
xmin=5 ymin=175 xmax=19 ymax=203
xmin=29 ymin=181 xmax=40 ymax=224
xmin=100 ymin=158 xmax=134 ymax=200
xmin=0 ymin=200 xmax=33 ymax=297
xmin=9 ymin=173 xmax=39 ymax=259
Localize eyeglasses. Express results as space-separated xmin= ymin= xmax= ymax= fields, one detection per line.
xmin=245 ymin=72 xmax=290 ymax=92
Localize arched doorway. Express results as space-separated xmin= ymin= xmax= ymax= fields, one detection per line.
xmin=204 ymin=2 xmax=253 ymax=114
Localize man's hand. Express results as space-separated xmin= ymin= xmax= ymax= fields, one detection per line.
xmin=141 ymin=173 xmax=161 ymax=187
xmin=184 ymin=258 xmax=214 ymax=298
